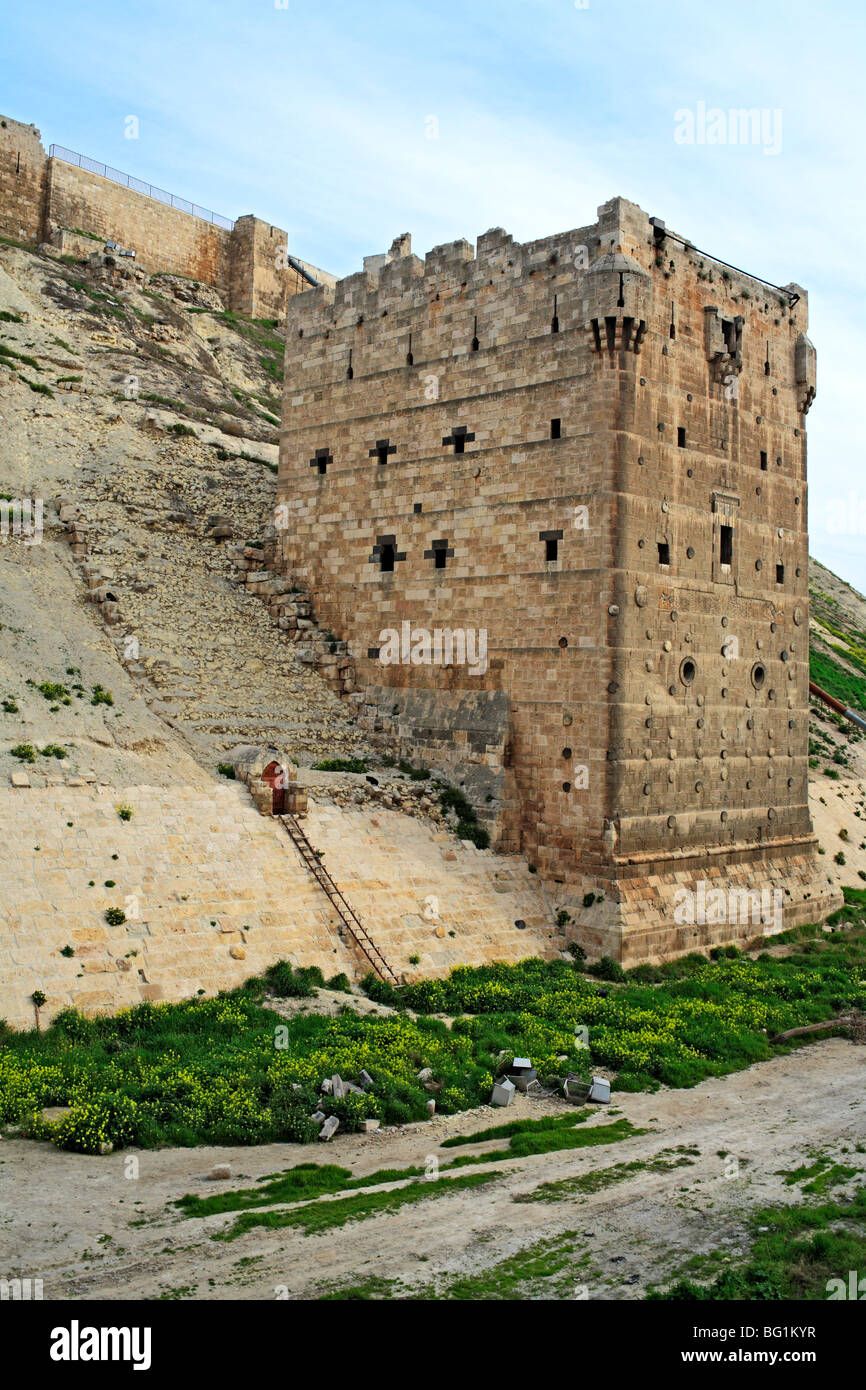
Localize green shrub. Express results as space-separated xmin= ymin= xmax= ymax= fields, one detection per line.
xmin=323 ymin=1092 xmax=379 ymax=1133
xmin=397 ymin=759 xmax=430 ymax=780
xmin=37 ymin=681 xmax=70 ymax=704
xmin=55 ymin=1093 xmax=141 ymax=1154
xmin=455 ymin=820 xmax=490 ymax=849
xmin=270 ymin=1085 xmax=320 ymax=1143
xmin=11 ymin=743 xmax=36 ymax=762
xmin=312 ymin=758 xmax=368 ymax=773
xmin=588 ymin=955 xmax=625 ymax=982
xmin=217 ymin=763 xmax=235 ymax=779
xmin=91 ymin=685 xmax=114 ymax=707
xmin=326 ymin=973 xmax=351 ymax=993
xmin=105 ymin=908 xmax=126 ymax=926
xmin=611 ymin=1071 xmax=660 ymax=1093
xmin=263 ymin=960 xmax=317 ymax=998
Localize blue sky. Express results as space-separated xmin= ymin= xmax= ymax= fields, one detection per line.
xmin=4 ymin=0 xmax=865 ymax=590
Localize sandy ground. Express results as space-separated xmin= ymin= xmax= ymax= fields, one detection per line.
xmin=1 ymin=1038 xmax=863 ymax=1302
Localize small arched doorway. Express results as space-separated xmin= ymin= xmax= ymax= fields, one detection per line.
xmin=262 ymin=761 xmax=288 ymax=815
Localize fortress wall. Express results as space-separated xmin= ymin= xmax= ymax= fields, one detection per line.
xmin=0 ymin=112 xmax=332 ymax=319
xmin=278 ymin=223 xmax=616 ymax=872
xmin=0 ymin=784 xmax=558 ymax=1031
xmin=276 ymin=197 xmax=837 ymax=949
xmin=0 ymin=115 xmax=47 ymax=244
xmin=44 ymin=156 xmax=235 ymax=294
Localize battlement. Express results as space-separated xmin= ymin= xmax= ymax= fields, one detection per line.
xmin=282 ymin=197 xmax=811 ymax=409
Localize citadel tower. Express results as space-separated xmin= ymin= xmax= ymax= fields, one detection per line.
xmin=275 ymin=196 xmax=838 ymax=961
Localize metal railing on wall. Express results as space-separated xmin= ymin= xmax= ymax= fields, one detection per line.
xmin=48 ymin=145 xmax=235 ymax=231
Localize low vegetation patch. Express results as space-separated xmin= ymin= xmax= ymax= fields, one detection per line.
xmin=513 ymin=1146 xmax=700 ymax=1202
xmin=312 ymin=758 xmax=368 ymax=773
xmin=2 ymin=906 xmax=864 ymax=1157
xmin=648 ymin=1178 xmax=866 ymax=1300
xmin=213 ymin=1169 xmax=502 ymax=1241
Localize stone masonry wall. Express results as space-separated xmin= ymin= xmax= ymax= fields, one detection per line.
xmin=0 ymin=783 xmax=559 ymax=1031
xmin=275 ymin=197 xmax=837 ymax=954
xmin=44 ymin=156 xmax=233 ymax=293
xmin=0 ymin=115 xmax=47 ymax=244
xmin=0 ymin=111 xmax=331 ymax=318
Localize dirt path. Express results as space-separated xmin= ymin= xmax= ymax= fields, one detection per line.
xmin=1 ymin=1038 xmax=863 ymax=1301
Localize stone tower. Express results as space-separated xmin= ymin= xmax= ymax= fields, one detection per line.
xmin=275 ymin=197 xmax=839 ymax=962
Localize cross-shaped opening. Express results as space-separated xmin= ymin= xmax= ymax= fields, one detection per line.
xmin=369 ymin=439 xmax=397 ymax=467
xmin=443 ymin=425 xmax=475 ymax=454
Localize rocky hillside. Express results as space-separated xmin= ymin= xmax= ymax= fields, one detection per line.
xmin=0 ymin=235 xmax=371 ymax=785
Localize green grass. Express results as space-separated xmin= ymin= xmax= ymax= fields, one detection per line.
xmin=453 ymin=1116 xmax=647 ymax=1162
xmin=778 ymin=1155 xmax=859 ymax=1196
xmin=649 ymin=1178 xmax=866 ymax=1300
xmin=4 ymin=905 xmax=865 ymax=1156
xmin=0 ymin=342 xmax=41 ymax=369
xmin=312 ymin=758 xmax=368 ymax=773
xmin=175 ymin=1161 xmax=428 ymax=1219
xmin=513 ymin=1146 xmax=700 ymax=1202
xmin=213 ymin=1169 xmax=502 ymax=1241
xmin=420 ymin=1231 xmax=585 ymax=1300
xmin=322 ymin=1230 xmax=590 ymax=1300
xmin=810 ymin=648 xmax=866 ymax=713
xmin=441 ymin=1110 xmax=593 ymax=1147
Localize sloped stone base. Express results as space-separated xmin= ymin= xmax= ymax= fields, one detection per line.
xmin=558 ymin=840 xmax=842 ymax=966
